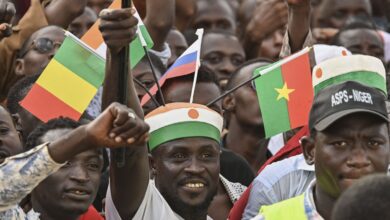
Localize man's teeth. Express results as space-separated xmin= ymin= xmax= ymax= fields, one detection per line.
xmin=185 ymin=183 xmax=204 ymax=188
xmin=70 ymin=190 xmax=87 ymax=195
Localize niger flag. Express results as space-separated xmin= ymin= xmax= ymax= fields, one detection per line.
xmin=254 ymin=48 xmax=313 ymax=138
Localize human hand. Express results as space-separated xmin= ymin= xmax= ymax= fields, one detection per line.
xmin=0 ymin=0 xmax=15 ymax=39
xmin=99 ymin=8 xmax=138 ymax=54
xmin=85 ymin=102 xmax=150 ymax=149
xmin=246 ymin=0 xmax=287 ymax=42
xmin=313 ymin=27 xmax=338 ymax=44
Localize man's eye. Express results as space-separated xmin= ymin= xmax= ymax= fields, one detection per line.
xmin=368 ymin=140 xmax=383 ymax=149
xmin=204 ymin=54 xmax=222 ymax=64
xmin=173 ymin=153 xmax=186 ymax=159
xmin=0 ymin=127 xmax=9 ymax=135
xmin=87 ymin=163 xmax=100 ymax=170
xmin=231 ymin=56 xmax=244 ymax=66
xmin=142 ymin=80 xmax=155 ymax=89
xmin=332 ymin=141 xmax=348 ymax=148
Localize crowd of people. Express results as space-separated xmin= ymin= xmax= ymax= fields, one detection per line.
xmin=0 ymin=0 xmax=390 ymax=219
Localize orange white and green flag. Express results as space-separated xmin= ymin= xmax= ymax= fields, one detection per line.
xmin=81 ymin=0 xmax=153 ymax=68
xmin=20 ymin=32 xmax=105 ymax=122
xmin=254 ymin=48 xmax=313 ymax=138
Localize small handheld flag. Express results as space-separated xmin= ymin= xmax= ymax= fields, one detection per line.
xmin=81 ymin=0 xmax=154 ymax=68
xmin=254 ymin=48 xmax=313 ymax=138
xmin=140 ymin=29 xmax=204 ymax=106
xmin=20 ymin=32 xmax=106 ymax=122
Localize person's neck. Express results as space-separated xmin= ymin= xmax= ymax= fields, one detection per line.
xmin=314 ymin=184 xmax=337 ymax=220
xmin=177 ymin=208 xmax=208 ymax=220
xmin=31 ymin=195 xmax=80 ymax=220
xmin=225 ymin=116 xmax=268 ymax=171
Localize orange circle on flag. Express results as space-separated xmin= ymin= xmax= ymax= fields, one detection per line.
xmin=188 ymin=109 xmax=199 ymax=119
xmin=315 ymin=68 xmax=323 ymax=78
xmin=342 ymin=50 xmax=348 ymax=56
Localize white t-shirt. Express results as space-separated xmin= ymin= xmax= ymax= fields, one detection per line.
xmin=105 ymin=180 xmax=184 ymax=220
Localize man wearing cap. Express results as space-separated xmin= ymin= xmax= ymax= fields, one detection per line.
xmin=103 ymin=103 xmax=223 ymax=220
xmin=98 ymin=8 xmax=223 ymax=220
xmin=251 ymin=55 xmax=390 ymax=220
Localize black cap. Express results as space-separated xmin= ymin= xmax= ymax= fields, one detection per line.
xmin=309 ymin=81 xmax=389 ymax=131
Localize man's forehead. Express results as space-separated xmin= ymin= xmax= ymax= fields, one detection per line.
xmin=0 ymin=107 xmax=13 ymax=125
xmin=340 ymin=29 xmax=383 ymax=45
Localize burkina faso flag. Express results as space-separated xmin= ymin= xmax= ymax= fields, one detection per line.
xmin=254 ymin=48 xmax=313 ymax=138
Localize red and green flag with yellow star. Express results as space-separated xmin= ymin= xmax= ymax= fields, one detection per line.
xmin=254 ymin=48 xmax=313 ymax=138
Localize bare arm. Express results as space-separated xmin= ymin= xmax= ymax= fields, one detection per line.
xmin=143 ymin=0 xmax=174 ymax=51
xmin=286 ymin=0 xmax=311 ymax=53
xmin=44 ymin=0 xmax=87 ymax=28
xmin=175 ymin=0 xmax=196 ymax=32
xmin=100 ymin=8 xmax=150 ymax=219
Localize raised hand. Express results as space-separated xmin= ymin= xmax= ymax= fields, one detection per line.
xmin=0 ymin=0 xmax=15 ymax=39
xmin=246 ymin=0 xmax=288 ymax=43
xmin=99 ymin=8 xmax=138 ymax=54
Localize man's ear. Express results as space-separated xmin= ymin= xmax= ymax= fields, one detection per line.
xmin=148 ymin=153 xmax=157 ymax=179
xmin=14 ymin=58 xmax=25 ymax=76
xmin=222 ymin=93 xmax=235 ymax=112
xmin=301 ymin=136 xmax=315 ymax=165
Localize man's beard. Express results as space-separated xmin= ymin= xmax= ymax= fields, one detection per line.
xmin=160 ymin=184 xmax=218 ymax=219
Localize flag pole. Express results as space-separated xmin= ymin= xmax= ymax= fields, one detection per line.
xmin=189 ymin=29 xmax=204 ymax=103
xmin=114 ymin=0 xmax=131 ymax=168
xmin=206 ymin=71 xmax=263 ymax=107
xmin=138 ymin=29 xmax=165 ymax=106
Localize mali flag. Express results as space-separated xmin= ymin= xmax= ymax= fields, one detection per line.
xmin=254 ymin=48 xmax=313 ymax=138
xmin=81 ymin=0 xmax=154 ymax=68
xmin=20 ymin=32 xmax=105 ymax=122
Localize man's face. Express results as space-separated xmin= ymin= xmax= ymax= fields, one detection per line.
xmin=87 ymin=0 xmax=113 ymax=15
xmin=201 ymin=33 xmax=245 ymax=89
xmin=163 ymin=80 xmax=222 ymax=114
xmin=313 ymin=113 xmax=389 ymax=198
xmin=32 ymin=129 xmax=103 ymax=214
xmin=16 ymin=26 xmax=65 ymax=76
xmin=152 ymin=137 xmax=220 ymax=213
xmin=17 ymin=107 xmax=42 ymax=143
xmin=258 ymin=28 xmax=285 ymax=61
xmin=316 ymin=0 xmax=371 ymax=28
xmin=337 ymin=29 xmax=384 ymax=62
xmin=0 ymin=106 xmax=23 ymax=163
xmin=132 ymin=61 xmax=162 ymax=115
xmin=227 ymin=63 xmax=267 ymax=129
xmin=192 ymin=0 xmax=237 ymax=33
xmin=167 ymin=29 xmax=188 ymax=67
xmin=68 ymin=7 xmax=98 ymax=38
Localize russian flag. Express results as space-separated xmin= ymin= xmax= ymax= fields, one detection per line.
xmin=141 ymin=29 xmax=203 ymax=106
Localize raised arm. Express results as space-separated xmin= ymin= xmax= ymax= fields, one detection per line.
xmin=285 ymin=0 xmax=311 ymax=53
xmin=44 ymin=0 xmax=88 ymax=28
xmin=143 ymin=0 xmax=174 ymax=51
xmin=99 ymin=8 xmax=150 ymax=219
xmin=0 ymin=102 xmax=147 ymax=210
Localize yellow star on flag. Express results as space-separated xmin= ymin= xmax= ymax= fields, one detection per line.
xmin=275 ymin=83 xmax=295 ymax=101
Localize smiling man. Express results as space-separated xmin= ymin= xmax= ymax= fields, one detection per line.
xmin=25 ymin=118 xmax=103 ymax=220
xmin=251 ymin=63 xmax=390 ymax=219
xmin=105 ymin=103 xmax=223 ymax=220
